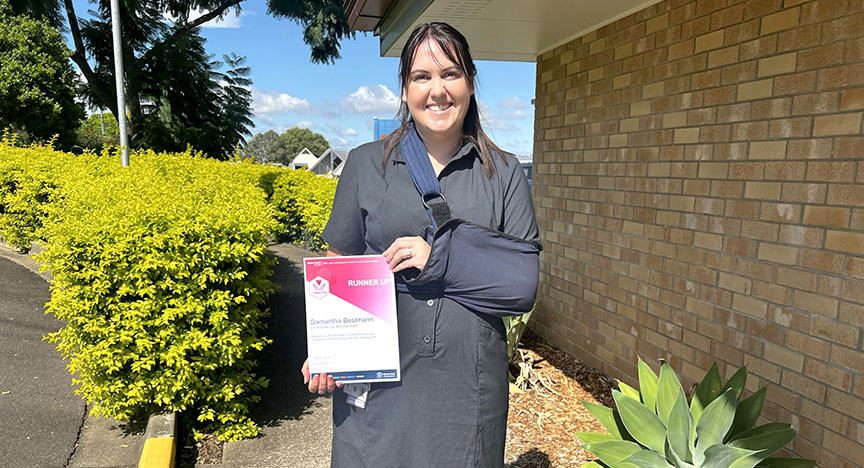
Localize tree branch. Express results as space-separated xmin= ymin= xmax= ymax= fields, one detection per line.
xmin=63 ymin=0 xmax=119 ymax=119
xmin=137 ymin=0 xmax=243 ymax=67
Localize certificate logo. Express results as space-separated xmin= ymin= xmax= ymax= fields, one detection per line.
xmin=309 ymin=276 xmax=329 ymax=299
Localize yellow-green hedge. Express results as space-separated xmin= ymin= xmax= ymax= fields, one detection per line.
xmin=0 ymin=138 xmax=338 ymax=439
xmin=271 ymin=169 xmax=337 ymax=251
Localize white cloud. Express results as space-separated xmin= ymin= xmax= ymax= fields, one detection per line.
xmin=165 ymin=8 xmax=246 ymax=29
xmin=253 ymin=89 xmax=312 ymax=115
xmin=327 ymin=122 xmax=358 ymax=136
xmin=478 ymin=100 xmax=532 ymax=132
xmin=340 ymin=85 xmax=400 ymax=114
xmin=498 ymin=96 xmax=528 ymax=109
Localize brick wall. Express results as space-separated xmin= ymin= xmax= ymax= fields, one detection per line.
xmin=531 ymin=0 xmax=864 ymax=466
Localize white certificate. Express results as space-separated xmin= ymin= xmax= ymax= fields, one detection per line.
xmin=303 ymin=255 xmax=400 ymax=383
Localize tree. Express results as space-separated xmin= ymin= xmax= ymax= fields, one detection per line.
xmin=280 ymin=127 xmax=329 ymax=158
xmin=25 ymin=0 xmax=352 ymax=159
xmin=75 ymin=112 xmax=120 ymax=150
xmin=242 ymin=130 xmax=291 ymax=164
xmin=0 ymin=0 xmax=85 ymax=149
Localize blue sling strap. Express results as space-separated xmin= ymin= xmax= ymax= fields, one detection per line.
xmin=394 ymin=124 xmax=540 ymax=317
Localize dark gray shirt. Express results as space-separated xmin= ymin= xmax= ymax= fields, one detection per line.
xmin=321 ymin=138 xmax=539 ymax=468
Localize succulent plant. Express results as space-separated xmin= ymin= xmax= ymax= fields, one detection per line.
xmin=577 ymin=359 xmax=817 ymax=468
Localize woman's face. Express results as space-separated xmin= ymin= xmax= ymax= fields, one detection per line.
xmin=402 ymin=38 xmax=473 ymax=143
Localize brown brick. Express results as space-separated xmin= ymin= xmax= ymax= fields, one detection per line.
xmin=825 ymin=388 xmax=864 ymax=422
xmin=782 ymin=183 xmax=827 ymax=203
xmin=799 ymin=249 xmax=844 ymax=273
xmin=733 ymin=293 xmax=768 ymax=318
xmin=631 ymin=100 xmax=651 ymax=116
xmin=788 ymin=332 xmax=831 ymax=360
xmin=821 ymin=10 xmax=864 ymax=44
xmin=730 ymin=162 xmax=764 ymax=180
xmin=803 ymin=206 xmax=850 ymax=228
xmin=779 ymin=224 xmax=825 ymax=247
xmin=761 ymin=202 xmax=801 ymax=223
xmin=646 ymin=13 xmax=670 ymax=35
xmin=704 ymin=86 xmax=738 ymax=106
xmin=675 ymin=128 xmax=700 ymax=144
xmin=786 ymin=139 xmax=833 ymax=159
xmin=749 ymin=141 xmax=787 ymax=159
xmin=792 ymin=92 xmax=840 ymax=116
xmin=643 ymin=82 xmax=664 ymax=99
xmin=758 ymin=242 xmax=798 ymax=264
xmin=752 ymin=97 xmax=791 ymax=119
xmin=663 ymin=111 xmax=688 ymax=128
xmin=841 ymin=88 xmax=864 ymax=111
xmin=801 ymin=400 xmax=847 ymax=434
xmin=769 ymin=117 xmax=812 ymax=138
xmin=778 ymin=24 xmax=821 ymax=52
xmin=761 ymin=7 xmax=800 ymax=35
xmin=722 ymin=61 xmax=758 ymax=85
xmin=825 ymin=230 xmax=864 ymax=255
xmin=717 ymin=103 xmax=751 ymax=123
xmin=733 ymin=121 xmax=769 ymax=141
xmin=811 ymin=317 xmax=860 ymax=348
xmin=830 ymin=344 xmax=864 ymax=374
xmin=669 ymin=39 xmax=695 ymax=60
xmin=827 ymin=185 xmax=864 ymax=206
xmin=777 ymin=266 xmax=817 ymax=290
xmin=699 ymin=162 xmax=728 ymax=178
xmin=818 ymin=64 xmax=864 ymax=90
xmin=758 ymin=52 xmax=798 ymax=78
xmin=745 ymin=181 xmax=782 ymax=199
xmin=848 ymin=37 xmax=864 ymax=62
xmin=839 ymin=302 xmax=864 ymax=327
xmin=814 ymin=113 xmax=862 ymax=136
xmin=740 ymin=36 xmax=778 ymax=61
xmin=765 ymin=161 xmax=805 ymax=179
xmin=773 ymin=71 xmax=817 ymax=95
xmin=795 ymin=290 xmax=839 ymax=318
xmin=701 ymin=124 xmax=731 ymax=142
xmin=765 ymin=342 xmax=804 ymax=372
xmin=835 ymin=137 xmax=864 ymax=159
xmin=589 ymin=38 xmax=606 ymax=55
xmin=797 ymin=42 xmax=845 ymax=72
xmin=712 ymin=180 xmax=743 ymax=198
xmin=730 ymin=201 xmax=763 ymax=220
xmin=738 ymin=79 xmax=774 ymax=101
xmin=708 ymin=46 xmax=739 ymax=69
xmin=807 ymin=161 xmax=857 ymax=183
xmin=687 ymin=108 xmax=716 ymax=126
xmin=781 ymin=371 xmax=826 ymax=402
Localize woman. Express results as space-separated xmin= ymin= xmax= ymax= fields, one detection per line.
xmin=301 ymin=22 xmax=540 ymax=468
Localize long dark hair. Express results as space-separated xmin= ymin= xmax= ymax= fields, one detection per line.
xmin=383 ymin=22 xmax=507 ymax=177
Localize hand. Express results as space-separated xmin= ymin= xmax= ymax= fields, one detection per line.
xmin=383 ymin=236 xmax=431 ymax=273
xmin=301 ymin=358 xmax=342 ymax=394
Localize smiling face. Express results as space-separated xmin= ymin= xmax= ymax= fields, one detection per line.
xmin=402 ymin=38 xmax=473 ymax=145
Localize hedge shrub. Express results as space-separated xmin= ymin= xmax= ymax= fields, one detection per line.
xmin=0 ymin=137 xmax=337 ymax=439
xmin=32 ymin=148 xmax=277 ymax=440
xmin=271 ymin=169 xmax=337 ymax=251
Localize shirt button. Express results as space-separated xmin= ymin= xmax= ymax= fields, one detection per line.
xmin=423 ymin=335 xmax=431 ymax=343
xmin=426 ymin=299 xmax=435 ymax=307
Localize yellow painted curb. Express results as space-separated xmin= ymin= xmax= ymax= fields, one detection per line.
xmin=138 ymin=436 xmax=175 ymax=468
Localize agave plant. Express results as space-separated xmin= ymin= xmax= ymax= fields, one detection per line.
xmin=578 ymin=359 xmax=817 ymax=468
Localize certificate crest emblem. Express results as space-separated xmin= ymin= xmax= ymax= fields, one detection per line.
xmin=309 ymin=276 xmax=329 ymax=299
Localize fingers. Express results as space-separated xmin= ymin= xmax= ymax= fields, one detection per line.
xmin=383 ymin=236 xmax=430 ymax=272
xmin=301 ymin=359 xmax=310 ymax=384
xmin=308 ymin=372 xmax=339 ymax=394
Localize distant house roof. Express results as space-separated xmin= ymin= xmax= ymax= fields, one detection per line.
xmin=308 ymin=148 xmax=348 ymax=176
xmin=292 ymin=148 xmax=318 ymax=169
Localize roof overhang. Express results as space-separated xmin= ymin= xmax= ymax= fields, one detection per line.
xmin=345 ymin=0 xmax=662 ymax=62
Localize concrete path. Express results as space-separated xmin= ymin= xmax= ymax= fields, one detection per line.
xmin=0 ymin=254 xmax=84 ymax=468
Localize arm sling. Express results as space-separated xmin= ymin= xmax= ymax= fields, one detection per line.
xmin=394 ymin=125 xmax=541 ymax=317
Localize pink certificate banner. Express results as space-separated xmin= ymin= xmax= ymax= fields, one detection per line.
xmin=303 ymin=255 xmax=400 ymax=382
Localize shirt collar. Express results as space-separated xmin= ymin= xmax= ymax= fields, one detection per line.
xmin=393 ymin=139 xmax=480 ymax=164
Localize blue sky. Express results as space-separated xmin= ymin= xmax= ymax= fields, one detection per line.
xmin=69 ymin=0 xmax=538 ymax=155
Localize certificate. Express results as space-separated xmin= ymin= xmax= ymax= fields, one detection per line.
xmin=303 ymin=255 xmax=400 ymax=383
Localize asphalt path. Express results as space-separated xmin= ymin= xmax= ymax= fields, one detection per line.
xmin=0 ymin=256 xmax=84 ymax=468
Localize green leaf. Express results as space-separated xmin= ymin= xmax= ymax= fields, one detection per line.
xmin=728 ymin=427 xmax=796 ymax=465
xmin=721 ymin=366 xmax=748 ymax=402
xmin=691 ymin=363 xmax=722 ymax=427
xmin=656 ymin=361 xmax=686 ymax=426
xmin=666 ymin=392 xmax=693 ymax=464
xmin=756 ymin=458 xmax=818 ymax=468
xmin=613 ymin=389 xmax=668 ymax=453
xmin=639 ymin=358 xmax=659 ymax=413
xmin=577 ymin=432 xmax=617 ymax=444
xmin=728 ymin=387 xmax=766 ymax=441
xmin=580 ymin=462 xmax=605 ymax=468
xmin=619 ymin=381 xmax=642 ymax=401
xmin=666 ymin=439 xmax=696 ymax=468
xmin=582 ymin=400 xmax=623 ymax=439
xmin=582 ymin=440 xmax=642 ymax=464
xmin=695 ymin=389 xmax=738 ymax=465
xmin=730 ymin=423 xmax=792 ymax=442
xmin=701 ymin=444 xmax=761 ymax=468
xmin=622 ymin=450 xmax=675 ymax=467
